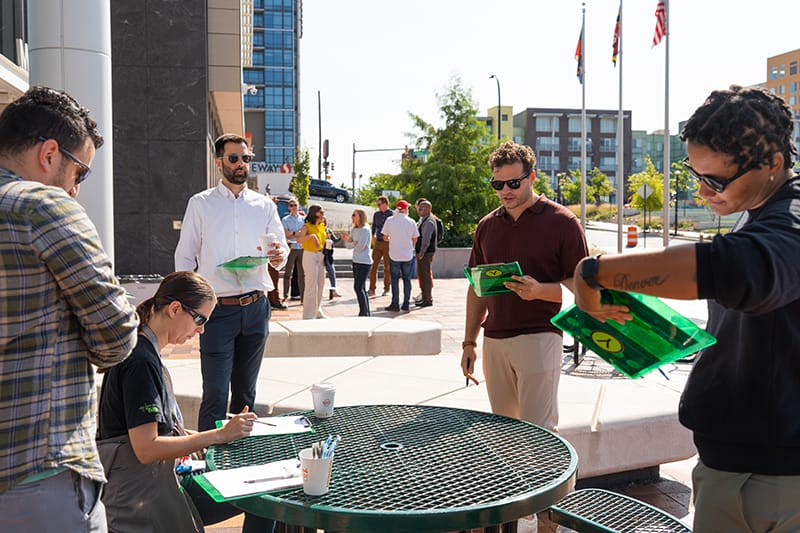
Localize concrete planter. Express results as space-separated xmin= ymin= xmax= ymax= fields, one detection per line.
xmin=431 ymin=247 xmax=471 ymax=279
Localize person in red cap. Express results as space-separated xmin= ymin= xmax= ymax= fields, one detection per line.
xmin=380 ymin=200 xmax=419 ymax=311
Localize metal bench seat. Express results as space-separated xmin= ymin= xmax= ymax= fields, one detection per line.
xmin=548 ymin=488 xmax=691 ymax=533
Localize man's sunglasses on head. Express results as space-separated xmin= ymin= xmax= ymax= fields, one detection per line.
xmin=221 ymin=153 xmax=254 ymax=165
xmin=490 ymin=171 xmax=532 ymax=191
xmin=37 ymin=136 xmax=92 ymax=185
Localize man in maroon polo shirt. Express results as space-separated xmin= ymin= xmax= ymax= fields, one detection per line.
xmin=460 ymin=141 xmax=588 ymax=430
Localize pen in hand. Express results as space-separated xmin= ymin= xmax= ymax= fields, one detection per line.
xmin=226 ymin=412 xmax=277 ymax=426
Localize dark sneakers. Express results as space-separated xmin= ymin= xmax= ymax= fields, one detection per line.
xmin=415 ymin=300 xmax=433 ymax=308
xmin=401 ymin=304 xmax=410 ymax=311
xmin=385 ymin=305 xmax=400 ymax=312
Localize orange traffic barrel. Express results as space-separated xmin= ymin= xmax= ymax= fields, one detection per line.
xmin=626 ymin=226 xmax=638 ymax=248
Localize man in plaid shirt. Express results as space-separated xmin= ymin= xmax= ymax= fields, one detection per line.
xmin=0 ymin=87 xmax=138 ymax=531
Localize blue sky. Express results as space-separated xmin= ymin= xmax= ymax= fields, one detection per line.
xmin=298 ymin=0 xmax=797 ymax=185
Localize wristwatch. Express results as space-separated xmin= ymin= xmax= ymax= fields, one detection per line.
xmin=461 ymin=340 xmax=477 ymax=349
xmin=580 ymin=254 xmax=605 ymax=290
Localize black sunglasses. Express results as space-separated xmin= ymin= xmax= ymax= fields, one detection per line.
xmin=222 ymin=153 xmax=254 ymax=165
xmin=166 ymin=296 xmax=208 ymax=326
xmin=681 ymin=157 xmax=752 ymax=193
xmin=490 ymin=171 xmax=532 ymax=191
xmin=38 ymin=136 xmax=92 ymax=184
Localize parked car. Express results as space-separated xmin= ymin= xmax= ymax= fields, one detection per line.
xmin=309 ymin=179 xmax=350 ymax=203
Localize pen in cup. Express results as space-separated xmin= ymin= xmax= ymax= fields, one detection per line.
xmin=226 ymin=412 xmax=277 ymax=426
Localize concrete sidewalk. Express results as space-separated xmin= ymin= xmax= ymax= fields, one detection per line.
xmin=119 ymin=269 xmax=701 ymax=531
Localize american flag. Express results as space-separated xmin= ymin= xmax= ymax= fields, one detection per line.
xmin=575 ymin=24 xmax=584 ymax=84
xmin=652 ymin=0 xmax=666 ymax=46
xmin=612 ymin=5 xmax=621 ymax=65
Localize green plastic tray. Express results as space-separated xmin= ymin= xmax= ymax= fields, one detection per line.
xmin=551 ymin=290 xmax=716 ymax=378
xmin=464 ymin=261 xmax=523 ymax=296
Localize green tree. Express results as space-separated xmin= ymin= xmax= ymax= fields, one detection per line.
xmin=588 ymin=167 xmax=614 ymax=205
xmin=561 ymin=169 xmax=583 ymax=205
xmin=290 ymin=148 xmax=311 ymax=206
xmin=627 ymin=156 xmax=664 ymax=219
xmin=533 ymin=170 xmax=555 ymax=199
xmin=364 ymin=77 xmax=497 ymax=246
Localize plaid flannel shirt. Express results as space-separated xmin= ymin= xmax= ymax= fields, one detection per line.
xmin=0 ymin=169 xmax=138 ymax=492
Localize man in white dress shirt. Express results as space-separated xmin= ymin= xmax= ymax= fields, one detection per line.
xmin=175 ymin=134 xmax=287 ymax=431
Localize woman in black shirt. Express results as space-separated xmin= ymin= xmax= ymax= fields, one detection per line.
xmin=97 ymin=271 xmax=270 ymax=532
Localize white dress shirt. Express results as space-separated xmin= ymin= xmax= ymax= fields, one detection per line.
xmin=174 ymin=182 xmax=288 ymax=297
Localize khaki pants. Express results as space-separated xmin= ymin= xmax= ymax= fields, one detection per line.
xmin=302 ymin=250 xmax=326 ymax=319
xmin=482 ymin=332 xmax=562 ymax=430
xmin=692 ymin=460 xmax=800 ymax=532
xmin=369 ymin=240 xmax=391 ymax=292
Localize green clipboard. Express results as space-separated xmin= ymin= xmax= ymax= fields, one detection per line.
xmin=464 ymin=261 xmax=523 ymax=296
xmin=218 ymin=256 xmax=268 ymax=270
xmin=551 ymin=290 xmax=717 ymax=378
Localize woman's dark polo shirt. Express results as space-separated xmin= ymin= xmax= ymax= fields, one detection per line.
xmin=469 ymin=195 xmax=588 ymax=339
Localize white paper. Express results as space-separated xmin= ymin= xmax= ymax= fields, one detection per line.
xmin=219 ymin=415 xmax=313 ymax=437
xmin=248 ymin=416 xmax=313 ymax=436
xmin=203 ymin=459 xmax=302 ymax=499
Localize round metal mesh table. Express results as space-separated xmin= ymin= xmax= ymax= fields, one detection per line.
xmin=207 ymin=405 xmax=577 ymax=532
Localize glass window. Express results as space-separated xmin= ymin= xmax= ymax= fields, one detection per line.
xmin=771 ymin=66 xmax=778 ymax=80
xmin=790 ymin=82 xmax=797 ymax=94
xmin=537 ymin=155 xmax=557 ymax=171
xmin=244 ymin=93 xmax=263 ymax=108
xmin=600 ymin=157 xmax=617 ymax=171
xmin=780 ymin=85 xmax=785 ymax=95
xmin=600 ymin=118 xmax=616 ymax=133
xmin=568 ymin=117 xmax=591 ymax=133
xmin=253 ymin=32 xmax=264 ymax=47
xmin=568 ymin=138 xmax=581 ymax=152
xmin=791 ymin=61 xmax=798 ymax=76
xmin=243 ymin=70 xmax=263 ymax=84
xmin=780 ymin=64 xmax=786 ymax=77
xmin=535 ymin=116 xmax=558 ymax=132
xmin=253 ymin=13 xmax=264 ymax=27
xmin=790 ymin=96 xmax=797 ymax=106
xmin=600 ymin=138 xmax=617 ymax=152
xmin=254 ymin=0 xmax=263 ymax=9
xmin=536 ymin=137 xmax=559 ymax=151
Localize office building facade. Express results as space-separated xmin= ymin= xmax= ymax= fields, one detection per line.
xmin=767 ymin=49 xmax=800 ymax=158
xmin=514 ymin=107 xmax=632 ymax=202
xmin=243 ymin=0 xmax=301 ymax=175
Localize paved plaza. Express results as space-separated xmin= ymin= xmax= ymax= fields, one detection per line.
xmin=123 ymin=224 xmax=702 ymax=532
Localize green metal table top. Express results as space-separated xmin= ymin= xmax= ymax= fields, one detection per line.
xmin=207 ymin=405 xmax=578 ymax=532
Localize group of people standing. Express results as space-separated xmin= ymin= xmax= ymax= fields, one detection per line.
xmin=276 ymin=194 xmax=442 ymax=319
xmin=3 ymin=81 xmax=800 ymax=533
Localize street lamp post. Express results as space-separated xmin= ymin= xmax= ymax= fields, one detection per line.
xmin=672 ymin=170 xmax=680 ymax=237
xmin=489 ymin=74 xmax=501 ymax=140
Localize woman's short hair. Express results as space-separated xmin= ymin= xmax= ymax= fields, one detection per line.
xmin=681 ymin=85 xmax=798 ymax=171
xmin=136 ymin=271 xmax=215 ymax=329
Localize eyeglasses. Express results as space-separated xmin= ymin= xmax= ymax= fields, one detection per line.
xmin=681 ymin=157 xmax=752 ymax=193
xmin=166 ymin=296 xmax=208 ymax=326
xmin=490 ymin=171 xmax=532 ymax=191
xmin=37 ymin=136 xmax=92 ymax=184
xmin=289 ymin=204 xmax=298 ymax=208
xmin=221 ymin=153 xmax=254 ymax=165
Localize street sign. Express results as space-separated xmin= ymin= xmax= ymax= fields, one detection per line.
xmin=637 ymin=185 xmax=653 ymax=199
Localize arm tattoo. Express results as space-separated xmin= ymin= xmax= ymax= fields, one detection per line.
xmin=612 ymin=273 xmax=669 ymax=291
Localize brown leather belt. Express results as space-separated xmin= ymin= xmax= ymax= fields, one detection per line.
xmin=217 ymin=291 xmax=264 ymax=306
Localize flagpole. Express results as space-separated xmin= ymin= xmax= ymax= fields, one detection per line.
xmin=616 ymin=0 xmax=624 ymax=253
xmin=580 ymin=2 xmax=587 ymax=229
xmin=662 ymin=0 xmax=670 ymax=246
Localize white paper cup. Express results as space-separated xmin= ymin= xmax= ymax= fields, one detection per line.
xmin=311 ymin=383 xmax=336 ymax=418
xmin=299 ymin=447 xmax=334 ymax=496
xmin=259 ymin=233 xmax=277 ymax=256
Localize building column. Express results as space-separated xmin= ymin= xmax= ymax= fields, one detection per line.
xmin=27 ymin=0 xmax=115 ymax=261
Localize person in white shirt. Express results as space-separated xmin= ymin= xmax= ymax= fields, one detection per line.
xmin=174 ymin=134 xmax=287 ymax=431
xmin=381 ymin=200 xmax=419 ymax=312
